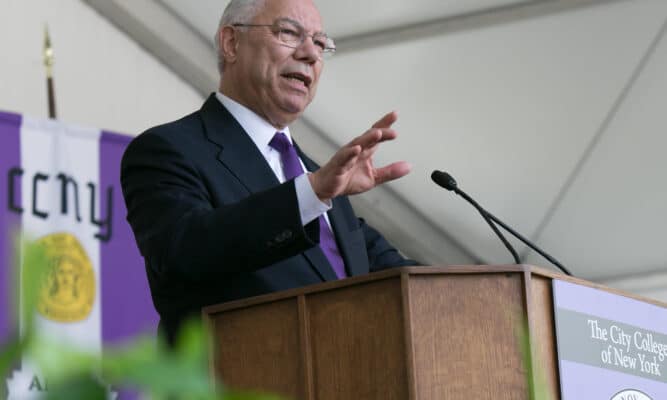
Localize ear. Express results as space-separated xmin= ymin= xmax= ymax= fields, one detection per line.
xmin=219 ymin=25 xmax=240 ymax=65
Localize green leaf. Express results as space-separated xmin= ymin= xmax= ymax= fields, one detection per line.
xmin=515 ymin=319 xmax=553 ymax=400
xmin=100 ymin=333 xmax=215 ymax=398
xmin=26 ymin=336 xmax=97 ymax=381
xmin=44 ymin=374 xmax=107 ymax=400
xmin=0 ymin=339 xmax=23 ymax=380
xmin=17 ymin=238 xmax=49 ymax=335
xmin=175 ymin=318 xmax=208 ymax=363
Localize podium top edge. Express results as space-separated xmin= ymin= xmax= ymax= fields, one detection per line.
xmin=202 ymin=264 xmax=569 ymax=317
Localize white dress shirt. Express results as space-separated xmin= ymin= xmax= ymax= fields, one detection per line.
xmin=216 ymin=92 xmax=331 ymax=226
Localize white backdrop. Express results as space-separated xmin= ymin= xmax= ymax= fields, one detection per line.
xmin=0 ymin=0 xmax=204 ymax=136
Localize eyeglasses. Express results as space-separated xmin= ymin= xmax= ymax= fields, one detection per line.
xmin=232 ymin=18 xmax=336 ymax=58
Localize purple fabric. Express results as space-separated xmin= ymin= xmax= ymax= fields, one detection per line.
xmin=0 ymin=111 xmax=21 ymax=345
xmin=269 ymin=132 xmax=346 ymax=279
xmin=100 ymin=131 xmax=159 ymax=400
xmin=100 ymin=131 xmax=159 ymax=344
xmin=317 ymin=219 xmax=346 ymax=279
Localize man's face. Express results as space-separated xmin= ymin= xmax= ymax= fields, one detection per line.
xmin=225 ymin=0 xmax=324 ymax=128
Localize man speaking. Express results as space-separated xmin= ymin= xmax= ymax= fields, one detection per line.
xmin=121 ymin=0 xmax=416 ymax=345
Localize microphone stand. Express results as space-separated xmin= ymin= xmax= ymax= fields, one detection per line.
xmin=432 ymin=170 xmax=572 ymax=276
xmin=454 ymin=186 xmax=571 ymax=276
xmin=454 ymin=189 xmax=521 ymax=264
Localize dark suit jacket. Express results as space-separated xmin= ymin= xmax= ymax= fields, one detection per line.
xmin=121 ymin=94 xmax=414 ymax=343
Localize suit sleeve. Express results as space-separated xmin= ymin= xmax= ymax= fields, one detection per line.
xmin=121 ymin=130 xmax=320 ymax=283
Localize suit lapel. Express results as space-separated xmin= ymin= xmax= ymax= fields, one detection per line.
xmin=200 ymin=94 xmax=279 ymax=194
xmin=297 ymin=146 xmax=369 ymax=277
xmin=200 ymin=94 xmax=339 ymax=281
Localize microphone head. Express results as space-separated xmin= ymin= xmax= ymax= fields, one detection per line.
xmin=431 ymin=170 xmax=458 ymax=191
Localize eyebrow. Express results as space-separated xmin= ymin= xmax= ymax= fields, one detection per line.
xmin=277 ymin=17 xmax=327 ymax=36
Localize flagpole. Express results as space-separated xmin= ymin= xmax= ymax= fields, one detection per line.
xmin=43 ymin=25 xmax=57 ymax=119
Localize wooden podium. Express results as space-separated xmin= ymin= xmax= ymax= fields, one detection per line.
xmin=203 ymin=265 xmax=665 ymax=399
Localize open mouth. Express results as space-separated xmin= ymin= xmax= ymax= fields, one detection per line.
xmin=281 ymin=72 xmax=312 ymax=88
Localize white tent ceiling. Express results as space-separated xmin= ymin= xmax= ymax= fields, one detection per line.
xmin=85 ymin=0 xmax=667 ymax=286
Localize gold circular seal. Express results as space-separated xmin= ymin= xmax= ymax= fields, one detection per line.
xmin=36 ymin=233 xmax=96 ymax=322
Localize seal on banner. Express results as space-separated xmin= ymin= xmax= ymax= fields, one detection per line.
xmin=36 ymin=232 xmax=95 ymax=322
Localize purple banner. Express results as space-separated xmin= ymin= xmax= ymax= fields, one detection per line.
xmin=0 ymin=113 xmax=159 ymax=399
xmin=100 ymin=131 xmax=158 ymax=400
xmin=0 ymin=111 xmax=21 ymax=345
xmin=100 ymin=131 xmax=158 ymax=345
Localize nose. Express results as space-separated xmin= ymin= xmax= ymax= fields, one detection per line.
xmin=293 ymin=36 xmax=321 ymax=64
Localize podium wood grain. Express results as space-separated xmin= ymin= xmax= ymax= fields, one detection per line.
xmin=203 ymin=265 xmax=666 ymax=399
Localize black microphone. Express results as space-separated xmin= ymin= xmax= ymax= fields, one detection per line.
xmin=431 ymin=170 xmax=572 ymax=276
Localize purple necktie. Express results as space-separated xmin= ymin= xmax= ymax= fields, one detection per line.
xmin=269 ymin=132 xmax=347 ymax=279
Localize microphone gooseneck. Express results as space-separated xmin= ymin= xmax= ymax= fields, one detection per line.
xmin=432 ymin=171 xmax=520 ymax=264
xmin=431 ymin=170 xmax=572 ymax=276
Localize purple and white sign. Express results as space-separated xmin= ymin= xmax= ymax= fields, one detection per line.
xmin=553 ymin=280 xmax=667 ymax=399
xmin=0 ymin=110 xmax=158 ymax=399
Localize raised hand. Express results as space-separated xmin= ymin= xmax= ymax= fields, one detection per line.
xmin=309 ymin=111 xmax=412 ymax=201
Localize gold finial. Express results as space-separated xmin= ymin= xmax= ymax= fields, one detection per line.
xmin=43 ymin=25 xmax=54 ymax=77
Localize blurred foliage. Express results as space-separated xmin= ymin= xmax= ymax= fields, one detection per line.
xmin=0 ymin=238 xmax=285 ymax=400
xmin=516 ymin=319 xmax=553 ymax=400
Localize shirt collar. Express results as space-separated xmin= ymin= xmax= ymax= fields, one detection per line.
xmin=215 ymin=92 xmax=293 ymax=152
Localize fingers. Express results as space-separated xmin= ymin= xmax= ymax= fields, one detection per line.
xmin=350 ymin=128 xmax=397 ymax=149
xmin=311 ymin=145 xmax=362 ymax=200
xmin=345 ymin=111 xmax=399 ymax=150
xmin=372 ymin=111 xmax=398 ymax=129
xmin=331 ymin=145 xmax=361 ymax=173
xmin=373 ymin=161 xmax=412 ymax=185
